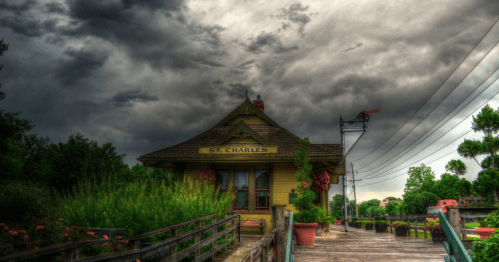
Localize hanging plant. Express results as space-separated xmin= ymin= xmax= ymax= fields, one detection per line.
xmin=198 ymin=168 xmax=216 ymax=184
xmin=311 ymin=170 xmax=330 ymax=193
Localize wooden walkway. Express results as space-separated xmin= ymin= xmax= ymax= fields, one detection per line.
xmin=293 ymin=225 xmax=448 ymax=262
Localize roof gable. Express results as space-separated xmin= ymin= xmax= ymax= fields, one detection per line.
xmin=213 ymin=100 xmax=279 ymax=128
xmin=213 ymin=121 xmax=272 ymax=146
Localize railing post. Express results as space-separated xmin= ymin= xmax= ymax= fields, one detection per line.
xmin=274 ymin=205 xmax=286 ymax=262
xmin=423 ymin=216 xmax=427 ymax=240
xmin=63 ymin=247 xmax=79 ymax=262
xmin=195 ymin=221 xmax=202 ymax=258
xmin=461 ymin=217 xmax=466 ymax=240
xmin=448 ymin=208 xmax=461 ymax=238
xmin=212 ymin=216 xmax=218 ymax=259
xmin=170 ymin=228 xmax=178 ymax=256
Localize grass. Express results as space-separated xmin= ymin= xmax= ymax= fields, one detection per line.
xmin=407 ymin=222 xmax=480 ymax=228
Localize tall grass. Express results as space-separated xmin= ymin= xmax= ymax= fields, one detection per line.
xmin=54 ymin=174 xmax=235 ymax=242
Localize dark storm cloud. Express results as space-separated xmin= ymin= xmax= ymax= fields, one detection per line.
xmin=0 ymin=16 xmax=44 ymax=37
xmin=44 ymin=2 xmax=66 ymax=14
xmin=111 ymin=90 xmax=159 ymax=107
xmin=277 ymin=3 xmax=311 ymax=36
xmin=228 ymin=83 xmax=253 ymax=99
xmin=237 ymin=60 xmax=254 ymax=70
xmin=0 ymin=0 xmax=37 ymax=15
xmin=243 ymin=32 xmax=298 ymax=54
xmin=56 ymin=48 xmax=109 ymax=86
xmin=60 ymin=0 xmax=225 ymax=70
xmin=342 ymin=42 xmax=363 ymax=52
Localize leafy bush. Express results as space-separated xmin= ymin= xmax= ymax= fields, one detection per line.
xmin=363 ymin=220 xmax=374 ymax=225
xmin=0 ymin=180 xmax=57 ymax=227
xmin=55 ymin=175 xmax=235 ymax=241
xmin=375 ymin=221 xmax=389 ymax=226
xmin=483 ymin=210 xmax=499 ymax=228
xmin=393 ymin=221 xmax=408 ymax=229
xmin=318 ymin=208 xmax=335 ymax=224
xmin=471 ymin=229 xmax=499 ymax=262
xmin=426 ymin=218 xmax=441 ymax=230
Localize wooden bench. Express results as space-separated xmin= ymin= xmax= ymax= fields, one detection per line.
xmin=240 ymin=219 xmax=265 ymax=235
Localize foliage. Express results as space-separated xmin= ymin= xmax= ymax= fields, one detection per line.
xmin=54 ymin=175 xmax=235 ymax=241
xmin=393 ymin=221 xmax=408 ymax=229
xmin=386 ymin=196 xmax=402 ymax=201
xmin=0 ymin=180 xmax=57 ymax=227
xmin=445 ymin=159 xmax=467 ymax=176
xmin=292 ymin=137 xmax=320 ymax=223
xmin=367 ymin=206 xmax=385 ymax=217
xmin=385 ymin=201 xmax=400 ymax=216
xmin=471 ymin=229 xmax=499 ymax=262
xmin=400 ymin=190 xmax=438 ymax=215
xmin=318 ymin=208 xmax=335 ymax=224
xmin=375 ymin=220 xmax=389 ymax=226
xmin=357 ymin=199 xmax=380 ymax=217
xmin=483 ymin=210 xmax=499 ymax=228
xmin=425 ymin=218 xmax=441 ymax=230
xmin=329 ymin=194 xmax=355 ymax=219
xmin=362 ymin=220 xmax=374 ymax=225
xmin=469 ymin=201 xmax=494 ymax=207
xmin=404 ymin=164 xmax=436 ymax=194
xmin=458 ymin=104 xmax=499 ymax=204
xmin=311 ymin=170 xmax=330 ymax=193
xmin=432 ymin=173 xmax=460 ymax=200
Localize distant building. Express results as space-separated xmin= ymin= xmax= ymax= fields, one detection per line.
xmin=458 ymin=196 xmax=488 ymax=206
xmin=380 ymin=198 xmax=402 ymax=207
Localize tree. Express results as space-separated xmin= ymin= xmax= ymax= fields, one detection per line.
xmin=432 ymin=173 xmax=460 ymax=200
xmin=357 ymin=199 xmax=380 ymax=217
xmin=400 ymin=191 xmax=438 ymax=215
xmin=385 ymin=201 xmax=400 ymax=216
xmin=445 ymin=159 xmax=467 ymax=176
xmin=404 ymin=164 xmax=436 ymax=194
xmin=329 ymin=194 xmax=346 ymax=219
xmin=386 ymin=196 xmax=401 ymax=201
xmin=0 ymin=38 xmax=34 ymax=181
xmin=458 ymin=104 xmax=499 ymax=203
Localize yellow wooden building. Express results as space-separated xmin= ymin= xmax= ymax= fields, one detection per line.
xmin=137 ymin=95 xmax=345 ymax=233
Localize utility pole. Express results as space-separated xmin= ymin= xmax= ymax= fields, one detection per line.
xmin=343 ymin=171 xmax=348 ymax=232
xmin=351 ymin=163 xmax=359 ymax=218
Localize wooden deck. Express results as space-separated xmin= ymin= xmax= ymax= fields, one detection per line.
xmin=293 ymin=225 xmax=448 ymax=262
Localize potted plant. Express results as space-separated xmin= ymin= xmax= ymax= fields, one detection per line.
xmin=292 ymin=138 xmax=319 ymax=246
xmin=317 ymin=208 xmax=334 ymax=232
xmin=475 ymin=210 xmax=499 ymax=240
xmin=364 ymin=220 xmax=374 ymax=230
xmin=348 ymin=219 xmax=353 ymax=227
xmin=393 ymin=221 xmax=408 ymax=236
xmin=355 ymin=220 xmax=362 ymax=229
xmin=375 ymin=220 xmax=389 ymax=233
xmin=471 ymin=230 xmax=499 ymax=262
xmin=425 ymin=218 xmax=447 ymax=243
xmin=335 ymin=219 xmax=342 ymax=225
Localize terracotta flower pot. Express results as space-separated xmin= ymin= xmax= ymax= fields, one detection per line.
xmin=429 ymin=228 xmax=447 ymax=243
xmin=335 ymin=220 xmax=342 ymax=225
xmin=293 ymin=223 xmax=318 ymax=246
xmin=475 ymin=228 xmax=497 ymax=240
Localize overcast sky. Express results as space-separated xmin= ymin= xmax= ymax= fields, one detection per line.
xmin=1 ymin=0 xmax=499 ymax=203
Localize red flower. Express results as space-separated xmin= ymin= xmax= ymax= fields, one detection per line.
xmin=66 ymin=227 xmax=70 ymax=231
xmin=56 ymin=222 xmax=60 ymax=225
xmin=24 ymin=235 xmax=29 ymax=239
xmin=135 ymin=259 xmax=141 ymax=262
xmin=35 ymin=247 xmax=39 ymax=250
xmin=102 ymin=242 xmax=109 ymax=246
xmin=103 ymin=235 xmax=109 ymax=239
xmin=4 ymin=226 xmax=8 ymax=230
xmin=44 ymin=221 xmax=48 ymax=225
xmin=115 ymin=244 xmax=121 ymax=250
xmin=0 ymin=223 xmax=5 ymax=227
xmin=59 ymin=218 xmax=64 ymax=221
xmin=64 ymin=233 xmax=69 ymax=237
xmin=9 ymin=230 xmax=18 ymax=236
xmin=123 ymin=240 xmax=129 ymax=244
xmin=36 ymin=225 xmax=45 ymax=231
xmin=117 ymin=235 xmax=122 ymax=239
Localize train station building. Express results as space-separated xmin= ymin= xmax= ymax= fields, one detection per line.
xmin=137 ymin=95 xmax=345 ymax=232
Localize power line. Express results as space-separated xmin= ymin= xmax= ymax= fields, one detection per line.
xmin=352 ymin=16 xmax=499 ymax=166
xmin=357 ymin=145 xmax=464 ymax=187
xmin=358 ymin=68 xmax=499 ymax=178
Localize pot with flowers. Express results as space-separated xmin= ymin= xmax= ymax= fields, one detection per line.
xmin=375 ymin=220 xmax=389 ymax=233
xmin=335 ymin=219 xmax=342 ymax=226
xmin=475 ymin=210 xmax=499 ymax=240
xmin=364 ymin=220 xmax=374 ymax=230
xmin=425 ymin=218 xmax=447 ymax=243
xmin=355 ymin=220 xmax=363 ymax=229
xmin=393 ymin=221 xmax=409 ymax=236
xmin=317 ymin=208 xmax=334 ymax=232
xmin=291 ymin=138 xmax=320 ymax=246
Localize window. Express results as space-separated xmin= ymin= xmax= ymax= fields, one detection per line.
xmin=215 ymin=170 xmax=229 ymax=196
xmin=255 ymin=170 xmax=270 ymax=211
xmin=235 ymin=171 xmax=249 ymax=211
xmin=443 ymin=201 xmax=447 ymax=205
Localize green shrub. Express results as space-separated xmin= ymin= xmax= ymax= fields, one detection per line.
xmin=471 ymin=229 xmax=499 ymax=262
xmin=363 ymin=220 xmax=374 ymax=225
xmin=0 ymin=180 xmax=57 ymax=227
xmin=483 ymin=210 xmax=499 ymax=228
xmin=318 ymin=208 xmax=335 ymax=224
xmin=55 ymin=175 xmax=235 ymax=242
xmin=375 ymin=221 xmax=389 ymax=226
xmin=393 ymin=221 xmax=408 ymax=229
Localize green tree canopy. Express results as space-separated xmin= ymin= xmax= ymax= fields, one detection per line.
xmin=404 ymin=164 xmax=436 ymax=194
xmin=445 ymin=159 xmax=467 ymax=176
xmin=458 ymin=104 xmax=499 ymax=203
xmin=385 ymin=201 xmax=400 ymax=216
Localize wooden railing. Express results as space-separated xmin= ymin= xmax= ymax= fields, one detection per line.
xmin=0 ymin=211 xmax=238 ymax=262
xmin=438 ymin=211 xmax=472 ymax=262
xmin=284 ymin=211 xmax=294 ymax=262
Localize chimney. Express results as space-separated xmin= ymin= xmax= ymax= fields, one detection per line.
xmin=252 ymin=95 xmax=265 ymax=113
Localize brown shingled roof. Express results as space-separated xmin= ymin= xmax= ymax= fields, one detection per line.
xmin=137 ymin=100 xmax=344 ymax=173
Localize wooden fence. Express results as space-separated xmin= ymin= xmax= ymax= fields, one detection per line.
xmin=0 ymin=211 xmax=238 ymax=262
